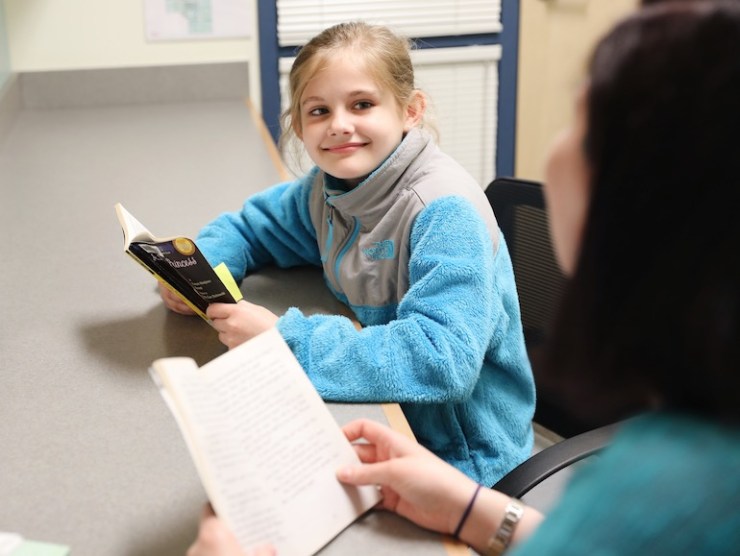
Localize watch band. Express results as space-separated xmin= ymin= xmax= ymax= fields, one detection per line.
xmin=485 ymin=498 xmax=525 ymax=556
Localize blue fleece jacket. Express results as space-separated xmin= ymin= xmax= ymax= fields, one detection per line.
xmin=196 ymin=129 xmax=535 ymax=485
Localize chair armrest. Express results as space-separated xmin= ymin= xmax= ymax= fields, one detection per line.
xmin=491 ymin=422 xmax=621 ymax=498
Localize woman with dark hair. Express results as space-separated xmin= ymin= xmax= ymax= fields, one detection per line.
xmin=187 ymin=3 xmax=740 ymax=555
xmin=544 ymin=0 xmax=740 ymax=428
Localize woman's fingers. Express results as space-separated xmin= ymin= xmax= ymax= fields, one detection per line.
xmin=352 ymin=443 xmax=378 ymax=463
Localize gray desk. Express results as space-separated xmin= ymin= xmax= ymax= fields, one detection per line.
xmin=0 ymin=99 xmax=462 ymax=556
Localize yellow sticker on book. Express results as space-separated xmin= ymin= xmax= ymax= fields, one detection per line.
xmin=214 ymin=263 xmax=243 ymax=302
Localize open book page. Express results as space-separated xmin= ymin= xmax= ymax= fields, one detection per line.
xmin=150 ymin=328 xmax=382 ymax=556
xmin=115 ymin=202 xmax=164 ymax=245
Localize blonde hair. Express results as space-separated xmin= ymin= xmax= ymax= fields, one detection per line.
xmin=279 ymin=21 xmax=434 ymax=172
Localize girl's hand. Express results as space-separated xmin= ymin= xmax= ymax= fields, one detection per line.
xmin=187 ymin=504 xmax=276 ymax=556
xmin=207 ymin=301 xmax=279 ymax=349
xmin=159 ymin=283 xmax=196 ymax=316
xmin=336 ymin=419 xmax=478 ymax=537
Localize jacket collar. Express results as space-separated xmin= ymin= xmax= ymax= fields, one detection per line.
xmin=321 ymin=128 xmax=434 ymax=222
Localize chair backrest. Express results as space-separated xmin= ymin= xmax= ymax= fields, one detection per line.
xmin=485 ymin=177 xmax=566 ymax=350
xmin=486 ymin=178 xmax=624 ymax=498
xmin=487 ymin=177 xmax=607 ymax=437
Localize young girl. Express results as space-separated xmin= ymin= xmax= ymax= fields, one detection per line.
xmin=187 ymin=3 xmax=740 ymax=556
xmin=161 ymin=21 xmax=535 ymax=487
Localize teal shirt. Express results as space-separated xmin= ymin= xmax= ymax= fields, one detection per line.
xmin=512 ymin=412 xmax=740 ymax=555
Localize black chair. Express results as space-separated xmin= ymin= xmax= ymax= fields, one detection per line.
xmin=485 ymin=177 xmax=620 ymax=495
xmin=485 ymin=177 xmax=565 ymax=354
xmin=492 ymin=421 xmax=620 ymax=498
xmin=486 ymin=177 xmax=602 ymax=438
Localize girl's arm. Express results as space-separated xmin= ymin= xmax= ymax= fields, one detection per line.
xmin=196 ymin=173 xmax=321 ymax=282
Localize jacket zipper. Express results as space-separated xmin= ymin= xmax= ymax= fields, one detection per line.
xmin=322 ymin=210 xmax=334 ymax=264
xmin=322 ymin=202 xmax=359 ymax=293
xmin=332 ymin=216 xmax=360 ymax=292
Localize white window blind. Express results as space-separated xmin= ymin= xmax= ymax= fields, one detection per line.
xmin=413 ymin=45 xmax=500 ymax=187
xmin=279 ymin=44 xmax=501 ymax=187
xmin=276 ymin=0 xmax=502 ymax=46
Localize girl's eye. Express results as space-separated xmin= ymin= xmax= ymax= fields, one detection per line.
xmin=354 ymin=101 xmax=374 ymax=110
xmin=308 ymin=107 xmax=328 ymax=117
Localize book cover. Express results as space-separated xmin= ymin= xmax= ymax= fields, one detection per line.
xmin=115 ymin=203 xmax=242 ymax=321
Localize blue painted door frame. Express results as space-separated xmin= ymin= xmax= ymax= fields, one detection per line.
xmin=257 ymin=0 xmax=519 ymax=179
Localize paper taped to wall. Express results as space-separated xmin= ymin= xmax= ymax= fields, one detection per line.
xmin=144 ymin=0 xmax=251 ymax=41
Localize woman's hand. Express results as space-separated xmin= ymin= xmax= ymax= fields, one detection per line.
xmin=187 ymin=504 xmax=276 ymax=556
xmin=336 ymin=419 xmax=479 ymax=537
xmin=207 ymin=300 xmax=279 ymax=349
xmin=159 ymin=283 xmax=196 ymax=316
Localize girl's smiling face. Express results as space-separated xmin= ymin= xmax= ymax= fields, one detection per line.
xmin=297 ymin=55 xmax=421 ymax=188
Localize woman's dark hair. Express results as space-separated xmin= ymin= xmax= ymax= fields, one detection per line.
xmin=543 ymin=1 xmax=740 ymax=424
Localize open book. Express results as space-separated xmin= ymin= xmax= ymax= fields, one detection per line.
xmin=149 ymin=328 xmax=382 ymax=556
xmin=114 ymin=203 xmax=242 ymax=322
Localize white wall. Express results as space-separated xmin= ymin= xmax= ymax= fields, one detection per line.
xmin=4 ymin=0 xmax=262 ymax=108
